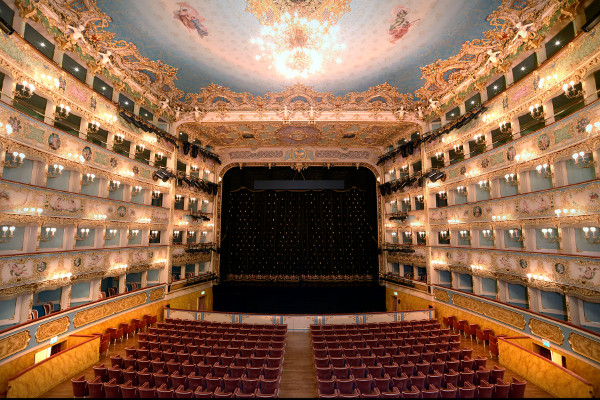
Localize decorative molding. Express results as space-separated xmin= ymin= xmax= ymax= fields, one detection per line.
xmin=433 ymin=288 xmax=450 ymax=303
xmin=452 ymin=293 xmax=526 ymax=330
xmin=0 ymin=330 xmax=30 ymax=361
xmin=528 ymin=318 xmax=564 ymax=345
xmin=149 ymin=287 xmax=166 ymax=302
xmin=35 ymin=316 xmax=70 ymax=343
xmin=72 ymin=292 xmax=147 ymax=328
xmin=568 ymin=332 xmax=600 ymax=364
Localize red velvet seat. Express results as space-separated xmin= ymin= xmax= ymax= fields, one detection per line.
xmin=509 ymin=377 xmax=527 ymax=398
xmin=94 ymin=364 xmax=109 ymax=382
xmin=156 ymin=383 xmax=174 ymax=398
xmin=174 ymin=384 xmax=193 ymax=398
xmin=234 ymin=378 xmax=259 ymax=397
xmin=121 ymin=380 xmax=139 ymax=398
xmin=104 ymin=378 xmax=122 ymax=398
xmin=317 ymin=378 xmax=339 ymax=398
xmin=476 ymin=379 xmax=493 ymax=398
xmin=492 ymin=378 xmax=510 ymax=398
xmin=440 ymin=383 xmax=457 ymax=398
xmin=88 ymin=376 xmax=105 ymax=398
xmin=444 ymin=369 xmax=459 ymax=387
xmin=422 ymin=384 xmax=440 ymax=398
xmin=402 ymin=385 xmax=421 ymax=398
xmin=71 ymin=375 xmax=89 ymax=398
xmin=458 ymin=381 xmax=476 ymax=398
xmin=490 ymin=365 xmax=505 ymax=384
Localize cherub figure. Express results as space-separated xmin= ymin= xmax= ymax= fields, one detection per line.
xmin=67 ymin=24 xmax=86 ymax=43
xmin=98 ymin=50 xmax=112 ymax=66
xmin=429 ymin=99 xmax=439 ymax=110
xmin=511 ymin=21 xmax=534 ymax=45
xmin=485 ymin=49 xmax=501 ymax=66
xmin=159 ymin=98 xmax=169 ymax=111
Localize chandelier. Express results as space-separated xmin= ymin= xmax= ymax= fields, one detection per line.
xmin=247 ymin=0 xmax=350 ymax=79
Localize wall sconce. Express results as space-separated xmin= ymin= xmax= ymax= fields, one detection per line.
xmin=152 ymin=190 xmax=161 ymax=199
xmin=583 ymin=226 xmax=600 ymax=243
xmin=572 ymin=151 xmax=593 ymax=168
xmin=416 ymin=195 xmax=424 ymax=203
xmin=135 ymin=144 xmax=146 ymax=153
xmin=39 ymin=227 xmax=57 ymax=241
xmin=541 ymin=228 xmax=560 ymax=243
xmin=482 ymin=229 xmax=495 ymax=240
xmin=50 ymin=272 xmax=72 ymax=285
xmin=173 ymin=230 xmax=181 ymax=238
xmin=187 ymin=231 xmax=196 ymax=238
xmin=456 ymin=186 xmax=467 ymax=195
xmin=87 ymin=121 xmax=100 ymax=134
xmin=40 ymin=73 xmax=59 ymax=89
xmin=104 ymin=228 xmax=117 ymax=240
xmin=0 ymin=226 xmax=16 ymax=242
xmin=191 ymin=165 xmax=198 ymax=172
xmin=150 ymin=230 xmax=159 ymax=239
xmin=526 ymin=273 xmax=550 ymax=282
xmin=498 ymin=121 xmax=512 ymax=134
xmin=94 ymin=214 xmax=107 ymax=220
xmin=108 ymin=180 xmax=121 ymax=191
xmin=440 ymin=230 xmax=449 ymax=239
xmin=75 ymin=227 xmax=90 ymax=241
xmin=538 ymin=74 xmax=558 ymax=89
xmin=438 ymin=191 xmax=447 ymax=199
xmin=585 ymin=122 xmax=600 ymax=135
xmin=435 ymin=152 xmax=444 ymax=161
xmin=189 ymin=197 xmax=197 ymax=205
xmin=470 ymin=264 xmax=484 ymax=271
xmin=459 ymin=230 xmax=470 ymax=239
xmin=114 ymin=133 xmax=124 ymax=144
xmin=508 ymin=228 xmax=524 ymax=242
xmin=203 ymin=199 xmax=209 ymax=204
xmin=473 ymin=134 xmax=485 ymax=144
xmin=81 ymin=173 xmax=95 ymax=186
xmin=175 ymin=194 xmax=182 ymax=202
xmin=67 ymin=152 xmax=86 ymax=163
xmin=54 ymin=104 xmax=71 ymax=120
xmin=478 ymin=180 xmax=490 ymax=191
xmin=112 ymin=264 xmax=128 ymax=273
xmin=504 ymin=173 xmax=518 ymax=186
xmin=155 ymin=152 xmax=164 ymax=161
xmin=132 ymin=185 xmax=142 ymax=195
xmin=418 ymin=231 xmax=426 ymax=239
xmin=402 ymin=197 xmax=410 ymax=205
xmin=139 ymin=217 xmax=151 ymax=223
xmin=554 ymin=208 xmax=577 ymax=217
xmin=400 ymin=165 xmax=408 ymax=172
xmin=536 ymin=164 xmax=552 ymax=178
xmin=16 ymin=80 xmax=35 ymax=98
xmin=46 ymin=164 xmax=64 ymax=178
xmin=5 ymin=151 xmax=25 ymax=168
xmin=452 ymin=144 xmax=464 ymax=154
xmin=492 ymin=215 xmax=507 ymax=221
xmin=127 ymin=229 xmax=139 ymax=240
xmin=529 ymin=104 xmax=544 ymax=120
xmin=563 ymin=81 xmax=582 ymax=98
xmin=404 ymin=231 xmax=413 ymax=239
xmin=388 ymin=169 xmax=395 ymax=177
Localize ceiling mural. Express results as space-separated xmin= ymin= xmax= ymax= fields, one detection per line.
xmin=26 ymin=0 xmax=564 ymax=120
xmin=93 ymin=0 xmax=501 ymax=96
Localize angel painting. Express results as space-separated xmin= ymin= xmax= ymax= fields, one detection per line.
xmin=388 ymin=6 xmax=419 ymax=44
xmin=174 ymin=2 xmax=208 ymax=39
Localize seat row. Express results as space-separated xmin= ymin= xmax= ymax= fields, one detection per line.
xmin=313 ymin=326 xmax=447 ymax=335
xmin=138 ymin=340 xmax=286 ymax=353
xmin=311 ymin=319 xmax=439 ymax=330
xmin=162 ymin=319 xmax=287 ymax=332
xmin=127 ymin=346 xmax=285 ymax=362
xmin=317 ymin=376 xmax=525 ymax=398
xmin=314 ymin=348 xmax=477 ymax=365
xmin=143 ymin=333 xmax=286 ymax=343
xmin=312 ymin=340 xmax=461 ymax=355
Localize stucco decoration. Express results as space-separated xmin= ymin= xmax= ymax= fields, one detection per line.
xmin=452 ymin=293 xmax=526 ymax=330
xmin=528 ymin=318 xmax=564 ymax=345
xmin=433 ymin=288 xmax=450 ymax=303
xmin=568 ymin=332 xmax=600 ymax=364
xmin=73 ymin=292 xmax=147 ymax=328
xmin=0 ymin=330 xmax=31 ymax=361
xmin=35 ymin=316 xmax=70 ymax=343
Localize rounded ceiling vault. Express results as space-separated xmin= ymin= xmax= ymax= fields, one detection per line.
xmin=95 ymin=0 xmax=502 ymax=97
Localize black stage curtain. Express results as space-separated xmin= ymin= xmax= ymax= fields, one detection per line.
xmin=220 ymin=167 xmax=378 ymax=281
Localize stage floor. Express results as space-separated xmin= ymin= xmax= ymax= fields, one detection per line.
xmin=212 ymin=282 xmax=386 ymax=314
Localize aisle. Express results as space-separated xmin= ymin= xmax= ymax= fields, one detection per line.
xmin=279 ymin=331 xmax=317 ymax=398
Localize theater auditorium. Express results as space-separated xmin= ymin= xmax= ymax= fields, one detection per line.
xmin=0 ymin=0 xmax=598 ymax=398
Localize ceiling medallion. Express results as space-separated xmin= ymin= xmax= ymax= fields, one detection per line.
xmin=247 ymin=0 xmax=350 ymax=79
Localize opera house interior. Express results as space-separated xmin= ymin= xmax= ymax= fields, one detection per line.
xmin=0 ymin=0 xmax=600 ymax=398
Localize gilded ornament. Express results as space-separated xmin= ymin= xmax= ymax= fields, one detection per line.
xmin=149 ymin=287 xmax=166 ymax=301
xmin=35 ymin=316 xmax=70 ymax=343
xmin=433 ymin=288 xmax=450 ymax=303
xmin=0 ymin=330 xmax=30 ymax=361
xmin=452 ymin=293 xmax=526 ymax=330
xmin=528 ymin=318 xmax=564 ymax=345
xmin=568 ymin=332 xmax=600 ymax=364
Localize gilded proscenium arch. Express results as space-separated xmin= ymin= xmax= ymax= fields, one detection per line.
xmin=214 ymin=161 xmax=383 ymax=277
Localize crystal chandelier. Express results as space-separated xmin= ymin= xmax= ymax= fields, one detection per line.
xmin=247 ymin=0 xmax=350 ymax=79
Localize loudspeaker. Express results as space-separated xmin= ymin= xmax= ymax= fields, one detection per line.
xmin=182 ymin=141 xmax=190 ymax=155
xmin=191 ymin=145 xmax=199 ymax=158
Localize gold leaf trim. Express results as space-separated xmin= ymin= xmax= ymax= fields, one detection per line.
xmin=35 ymin=316 xmax=70 ymax=343
xmin=149 ymin=287 xmax=165 ymax=302
xmin=0 ymin=330 xmax=30 ymax=361
xmin=569 ymin=332 xmax=600 ymax=364
xmin=452 ymin=293 xmax=526 ymax=330
xmin=72 ymin=292 xmax=147 ymax=328
xmin=434 ymin=288 xmax=450 ymax=303
xmin=528 ymin=318 xmax=564 ymax=345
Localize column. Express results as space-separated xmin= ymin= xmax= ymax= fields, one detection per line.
xmin=18 ymin=293 xmax=34 ymax=323
xmin=462 ymin=141 xmax=470 ymax=159
xmin=112 ymin=89 xmax=120 ymax=103
xmin=85 ymin=71 xmax=94 ymax=88
xmin=458 ymin=103 xmax=466 ymax=117
xmin=133 ymin=103 xmax=141 ymax=116
xmin=480 ymin=88 xmax=488 ymax=103
xmin=472 ymin=276 xmax=482 ymax=296
xmin=60 ymin=285 xmax=71 ymax=311
xmin=566 ymin=296 xmax=580 ymax=324
xmin=535 ymin=45 xmax=547 ymax=65
xmin=583 ymin=73 xmax=598 ymax=104
xmin=118 ymin=274 xmax=126 ymax=294
xmin=497 ymin=280 xmax=508 ymax=302
xmin=44 ymin=97 xmax=55 ymax=125
xmin=561 ymin=227 xmax=576 ymax=254
xmin=484 ymin=130 xmax=494 ymax=151
xmin=129 ymin=142 xmax=137 ymax=160
xmin=506 ymin=69 xmax=514 ymax=86
xmin=510 ymin=115 xmax=521 ymax=140
xmin=141 ymin=271 xmax=148 ymax=288
xmin=79 ymin=117 xmax=88 ymax=140
xmin=12 ymin=11 xmax=26 ymax=35
xmin=91 ymin=278 xmax=102 ymax=300
xmin=527 ymin=287 xmax=540 ymax=313
xmin=0 ymin=73 xmax=14 ymax=103
xmin=52 ymin=49 xmax=64 ymax=65
xmin=543 ymin=98 xmax=555 ymax=125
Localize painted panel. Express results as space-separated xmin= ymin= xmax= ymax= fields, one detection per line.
xmin=2 ymin=159 xmax=33 ymax=185
xmin=45 ymin=170 xmax=71 ymax=192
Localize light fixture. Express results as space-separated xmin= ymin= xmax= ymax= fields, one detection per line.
xmin=0 ymin=226 xmax=16 ymax=242
xmin=114 ymin=133 xmax=124 ymax=144
xmin=478 ymin=180 xmax=490 ymax=191
xmin=40 ymin=73 xmax=59 ymax=89
xmin=404 ymin=231 xmax=412 ymax=239
xmin=452 ymin=144 xmax=464 ymax=154
xmin=526 ymin=273 xmax=550 ymax=282
xmin=175 ymin=194 xmax=182 ymax=202
xmin=508 ymin=228 xmax=524 ymax=242
xmin=187 ymin=231 xmax=196 ymax=237
xmin=81 ymin=173 xmax=95 ymax=186
xmin=46 ymin=164 xmax=64 ymax=178
xmin=135 ymin=144 xmax=146 ymax=153
xmin=5 ymin=151 xmax=25 ymax=168
xmin=104 ymin=228 xmax=117 ymax=240
xmin=75 ymin=227 xmax=90 ymax=241
xmin=541 ymin=228 xmax=560 ymax=243
xmin=536 ymin=164 xmax=552 ymax=178
xmin=435 ymin=152 xmax=444 ymax=161
xmin=190 ymin=197 xmax=197 ymax=205
xmin=402 ymin=197 xmax=410 ymax=205
xmin=16 ymin=80 xmax=35 ymax=98
xmin=473 ymin=134 xmax=485 ymax=144
xmin=440 ymin=230 xmax=450 ymax=239
xmin=456 ymin=186 xmax=467 ymax=195
xmin=127 ymin=229 xmax=139 ymax=240
xmin=94 ymin=214 xmax=107 ymax=220
xmin=173 ymin=230 xmax=181 ymax=238
xmin=50 ymin=272 xmax=72 ymax=285
xmin=562 ymin=80 xmax=582 ymax=99
xmin=572 ymin=151 xmax=593 ymax=168
xmin=554 ymin=208 xmax=577 ymax=217
xmin=482 ymin=229 xmax=495 ymax=240
xmin=191 ymin=165 xmax=198 ymax=172
xmin=88 ymin=121 xmax=100 ymax=134
xmin=585 ymin=122 xmax=600 ymax=135
xmin=470 ymin=264 xmax=483 ymax=271
xmin=152 ymin=190 xmax=162 ymax=199
xmin=418 ymin=231 xmax=426 ymax=239
xmin=529 ymin=104 xmax=544 ymax=120
xmin=108 ymin=180 xmax=121 ymax=191
xmin=583 ymin=226 xmax=600 ymax=243
xmin=498 ymin=121 xmax=511 ymax=134
xmin=132 ymin=185 xmax=142 ymax=195
xmin=249 ymin=2 xmax=349 ymax=79
xmin=491 ymin=215 xmax=507 ymax=221
xmin=39 ymin=227 xmax=57 ymax=241
xmin=459 ymin=230 xmax=470 ymax=239
xmin=150 ymin=230 xmax=159 ymax=239
xmin=504 ymin=173 xmax=518 ymax=186
xmin=438 ymin=191 xmax=447 ymax=199
xmin=155 ymin=152 xmax=164 ymax=161
xmin=54 ymin=104 xmax=71 ymax=120
xmin=416 ymin=195 xmax=424 ymax=203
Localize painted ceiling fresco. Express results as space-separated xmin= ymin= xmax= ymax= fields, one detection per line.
xmin=95 ymin=0 xmax=502 ymax=97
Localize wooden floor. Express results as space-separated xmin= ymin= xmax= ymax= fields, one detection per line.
xmin=42 ymin=329 xmax=553 ymax=398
